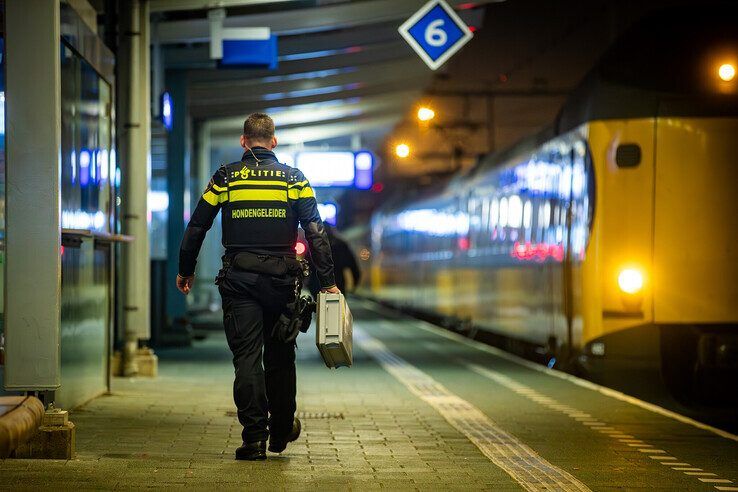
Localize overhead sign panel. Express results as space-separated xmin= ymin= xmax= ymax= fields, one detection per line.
xmin=398 ymin=0 xmax=473 ymax=70
xmin=296 ymin=151 xmax=355 ymax=187
xmin=208 ymin=9 xmax=277 ymax=69
xmin=221 ymin=36 xmax=278 ymax=69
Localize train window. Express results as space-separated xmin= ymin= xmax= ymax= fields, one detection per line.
xmin=508 ymin=195 xmax=522 ymax=228
xmin=489 ymin=198 xmax=499 ymax=228
xmin=481 ymin=198 xmax=490 ymax=230
xmin=523 ymin=200 xmax=532 ymax=229
xmin=615 ymin=143 xmax=641 ymax=167
xmin=499 ymin=197 xmax=508 ymax=228
xmin=542 ymin=201 xmax=551 ymax=228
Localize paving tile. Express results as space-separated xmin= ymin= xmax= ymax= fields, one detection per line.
xmin=0 ymin=326 xmax=510 ymax=490
xmin=3 ymin=304 xmax=734 ymax=490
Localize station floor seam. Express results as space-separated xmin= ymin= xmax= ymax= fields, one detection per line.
xmin=355 ymin=328 xmax=592 ymax=492
xmin=358 ymin=300 xmax=738 ymax=443
xmin=467 ymin=363 xmax=736 ymax=491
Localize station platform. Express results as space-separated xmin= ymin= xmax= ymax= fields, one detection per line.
xmin=1 ymin=300 xmax=736 ymax=490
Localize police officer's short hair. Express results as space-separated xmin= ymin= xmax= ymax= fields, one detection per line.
xmin=243 ymin=113 xmax=275 ymax=142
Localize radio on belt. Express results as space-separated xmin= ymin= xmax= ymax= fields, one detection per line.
xmin=315 ymin=292 xmax=353 ymax=368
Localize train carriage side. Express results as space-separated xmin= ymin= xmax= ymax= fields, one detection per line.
xmin=370 ymin=109 xmax=738 ymax=401
xmin=370 ymin=128 xmax=595 ymax=357
xmin=371 ymin=190 xmax=467 ymax=317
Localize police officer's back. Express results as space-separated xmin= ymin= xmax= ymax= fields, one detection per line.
xmin=176 ymin=113 xmax=338 ymax=461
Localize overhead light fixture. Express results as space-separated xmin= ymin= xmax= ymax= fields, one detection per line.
xmin=718 ymin=63 xmax=736 ymax=82
xmin=417 ymin=107 xmax=435 ymax=122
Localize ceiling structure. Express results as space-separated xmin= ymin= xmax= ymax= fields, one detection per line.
xmin=152 ymin=0 xmax=498 ymax=158
xmin=149 ymin=0 xmax=706 ymax=226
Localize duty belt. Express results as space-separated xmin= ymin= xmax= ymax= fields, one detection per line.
xmin=224 ymin=251 xmax=308 ymax=278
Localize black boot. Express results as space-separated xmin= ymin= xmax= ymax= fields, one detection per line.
xmin=268 ymin=418 xmax=302 ymax=453
xmin=235 ymin=440 xmax=267 ymax=461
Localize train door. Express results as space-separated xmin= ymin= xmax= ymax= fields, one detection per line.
xmin=560 ymin=149 xmax=576 ymax=363
xmin=548 ymin=145 xmax=573 ymax=363
xmin=553 ymin=136 xmax=596 ymax=365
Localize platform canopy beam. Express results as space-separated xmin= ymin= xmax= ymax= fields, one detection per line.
xmin=156 ymin=0 xmax=501 ymax=42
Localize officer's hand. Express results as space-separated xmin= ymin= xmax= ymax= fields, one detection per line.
xmin=321 ymin=285 xmax=340 ymax=294
xmin=176 ymin=274 xmax=195 ymax=295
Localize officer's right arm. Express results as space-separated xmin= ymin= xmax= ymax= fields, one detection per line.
xmin=178 ymin=167 xmax=228 ymax=278
xmin=289 ymin=172 xmax=337 ymax=289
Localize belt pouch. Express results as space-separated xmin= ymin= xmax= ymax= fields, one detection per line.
xmin=233 ymin=252 xmax=288 ymax=276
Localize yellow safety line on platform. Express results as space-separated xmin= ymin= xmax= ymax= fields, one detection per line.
xmin=355 ymin=328 xmax=592 ymax=492
xmin=357 ymin=300 xmax=738 ymax=444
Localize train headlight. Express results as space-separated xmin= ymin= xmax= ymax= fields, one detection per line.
xmin=395 ymin=143 xmax=410 ymax=158
xmin=618 ymin=268 xmax=644 ymax=295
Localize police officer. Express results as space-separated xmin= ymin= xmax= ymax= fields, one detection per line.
xmin=176 ymin=113 xmax=339 ymax=461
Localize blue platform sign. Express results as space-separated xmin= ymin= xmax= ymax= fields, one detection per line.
xmin=221 ymin=36 xmax=278 ymax=69
xmin=398 ymin=0 xmax=473 ymax=70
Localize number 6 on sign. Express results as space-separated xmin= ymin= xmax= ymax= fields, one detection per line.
xmin=398 ymin=0 xmax=474 ymax=70
xmin=425 ymin=19 xmax=448 ymax=47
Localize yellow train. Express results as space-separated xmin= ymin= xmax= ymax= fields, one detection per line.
xmin=364 ymin=7 xmax=738 ymax=402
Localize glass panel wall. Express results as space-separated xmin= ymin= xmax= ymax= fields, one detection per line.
xmin=57 ymin=41 xmax=114 ymax=408
xmin=61 ymin=43 xmax=114 ymax=233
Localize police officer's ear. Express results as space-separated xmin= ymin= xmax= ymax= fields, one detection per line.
xmin=271 ymin=136 xmax=278 ymax=150
xmin=240 ymin=134 xmax=247 ymax=149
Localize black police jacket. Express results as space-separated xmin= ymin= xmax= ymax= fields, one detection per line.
xmin=178 ymin=147 xmax=336 ymax=288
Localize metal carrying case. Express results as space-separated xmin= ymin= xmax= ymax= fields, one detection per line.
xmin=315 ymin=292 xmax=353 ymax=368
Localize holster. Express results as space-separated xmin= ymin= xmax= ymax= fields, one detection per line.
xmin=272 ymin=290 xmax=316 ymax=344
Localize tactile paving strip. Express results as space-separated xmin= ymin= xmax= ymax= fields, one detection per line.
xmin=356 ymin=329 xmax=592 ymax=492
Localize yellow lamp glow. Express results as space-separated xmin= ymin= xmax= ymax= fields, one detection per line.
xmin=618 ymin=268 xmax=644 ymax=295
xmin=718 ymin=63 xmax=736 ymax=82
xmin=395 ymin=143 xmax=410 ymax=158
xmin=417 ymin=107 xmax=435 ymax=122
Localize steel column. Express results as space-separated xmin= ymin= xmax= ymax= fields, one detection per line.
xmin=119 ymin=0 xmax=152 ymax=375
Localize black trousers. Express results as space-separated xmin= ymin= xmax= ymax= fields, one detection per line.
xmin=217 ymin=267 xmax=297 ymax=443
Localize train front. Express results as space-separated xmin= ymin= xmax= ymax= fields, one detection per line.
xmin=574 ymin=7 xmax=738 ymax=402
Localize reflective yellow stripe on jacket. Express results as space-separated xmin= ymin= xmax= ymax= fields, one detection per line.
xmin=203 ymin=178 xmax=313 ymax=205
xmin=229 ymin=188 xmax=287 ymax=203
xmin=202 ymin=190 xmax=227 ymax=206
xmin=288 ymin=180 xmax=315 ymax=199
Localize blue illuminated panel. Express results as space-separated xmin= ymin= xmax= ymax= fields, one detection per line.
xmin=161 ymin=91 xmax=173 ymax=131
xmin=354 ymin=151 xmax=374 ymax=190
